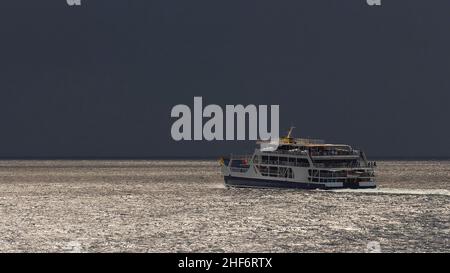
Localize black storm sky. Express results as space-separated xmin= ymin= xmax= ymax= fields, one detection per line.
xmin=0 ymin=0 xmax=449 ymax=158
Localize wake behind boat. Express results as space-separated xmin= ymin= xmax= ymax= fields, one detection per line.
xmin=220 ymin=128 xmax=376 ymax=190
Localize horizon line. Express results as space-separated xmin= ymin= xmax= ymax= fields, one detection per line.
xmin=0 ymin=156 xmax=449 ymax=161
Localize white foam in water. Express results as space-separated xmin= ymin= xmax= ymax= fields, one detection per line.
xmin=329 ymin=188 xmax=450 ymax=196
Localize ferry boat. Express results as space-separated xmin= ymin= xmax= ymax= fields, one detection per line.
xmin=220 ymin=128 xmax=376 ymax=189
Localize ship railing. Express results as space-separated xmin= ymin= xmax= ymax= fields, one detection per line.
xmin=263 ymin=150 xmax=309 ymax=156
xmin=255 ymin=166 xmax=293 ymax=178
xmin=311 ymin=177 xmax=375 ymax=183
xmin=309 ymin=174 xmax=375 ymax=179
xmin=313 ymin=163 xmax=364 ymax=168
xmin=309 ymin=170 xmax=375 ymax=178
xmin=257 ymin=138 xmax=325 ymax=145
xmin=309 ymin=150 xmax=360 ymax=157
xmin=253 ymin=161 xmax=310 ymax=168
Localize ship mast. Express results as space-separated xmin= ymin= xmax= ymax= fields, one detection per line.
xmin=286 ymin=126 xmax=295 ymax=138
xmin=282 ymin=126 xmax=296 ymax=144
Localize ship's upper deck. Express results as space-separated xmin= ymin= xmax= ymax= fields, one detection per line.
xmin=254 ymin=128 xmax=362 ymax=158
xmin=257 ymin=137 xmax=352 ymax=149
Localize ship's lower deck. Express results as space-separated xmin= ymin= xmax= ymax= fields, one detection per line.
xmin=224 ymin=175 xmax=376 ymax=190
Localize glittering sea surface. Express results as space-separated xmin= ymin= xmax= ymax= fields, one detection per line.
xmin=0 ymin=160 xmax=448 ymax=253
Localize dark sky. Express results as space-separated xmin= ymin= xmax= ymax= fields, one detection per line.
xmin=0 ymin=0 xmax=449 ymax=158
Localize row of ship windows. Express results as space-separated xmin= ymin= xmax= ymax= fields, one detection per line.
xmin=308 ymin=177 xmax=373 ymax=183
xmin=254 ymin=156 xmax=310 ymax=167
xmin=308 ymin=169 xmax=374 ymax=178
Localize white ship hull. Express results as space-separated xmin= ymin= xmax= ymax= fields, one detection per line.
xmin=224 ymin=175 xmax=376 ymax=189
